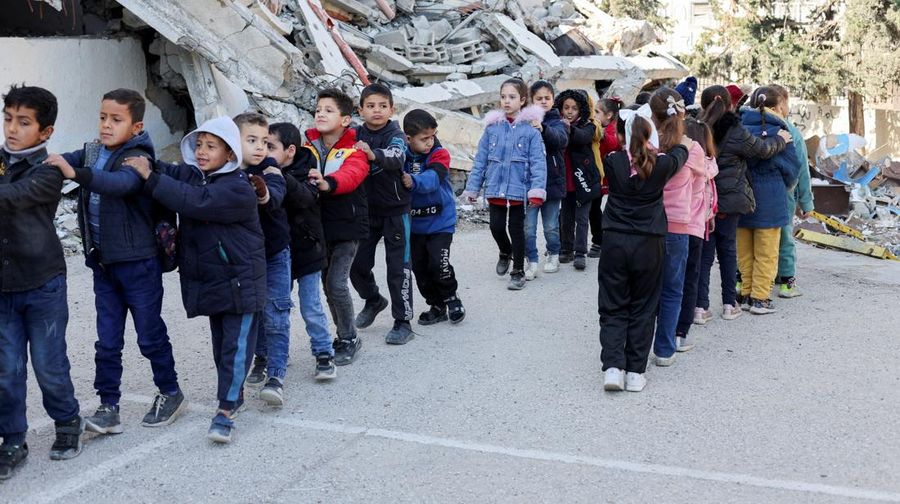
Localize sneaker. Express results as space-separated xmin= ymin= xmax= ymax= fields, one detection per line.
xmin=524 ymin=260 xmax=538 ymax=281
xmin=735 ymin=280 xmax=742 ymax=293
xmin=333 ymin=337 xmax=362 ymax=366
xmin=49 ymin=416 xmax=84 ymax=460
xmin=259 ymin=377 xmax=284 ymax=407
xmin=84 ymin=404 xmax=123 ymax=435
xmin=693 ymin=307 xmax=713 ymax=325
xmin=625 ymin=372 xmax=647 ymax=392
xmin=676 ymin=333 xmax=695 ymax=352
xmin=355 ymin=295 xmax=388 ymax=329
xmin=314 ymin=353 xmax=337 ymax=381
xmin=446 ymin=296 xmax=466 ymax=324
xmin=559 ymin=252 xmax=575 ymax=264
xmin=603 ymin=368 xmax=625 ymax=391
xmin=246 ymin=355 xmax=267 ymax=386
xmin=207 ymin=412 xmax=234 ymax=444
xmin=574 ymin=255 xmax=587 ymax=270
xmin=142 ymin=389 xmax=186 ymax=427
xmin=543 ymin=254 xmax=560 ymax=273
xmin=722 ymin=304 xmax=743 ymax=320
xmin=750 ymin=298 xmax=777 ymax=315
xmin=495 ymin=254 xmax=511 ymax=276
xmin=778 ymin=277 xmax=803 ymax=298
xmin=385 ymin=320 xmax=414 ymax=345
xmin=587 ymin=244 xmax=602 ymax=258
xmin=654 ymin=353 xmax=676 ymax=367
xmin=507 ymin=271 xmax=526 ymax=290
xmin=0 ymin=443 xmax=28 ymax=480
xmin=736 ymin=293 xmax=751 ymax=311
xmin=418 ymin=305 xmax=448 ymax=326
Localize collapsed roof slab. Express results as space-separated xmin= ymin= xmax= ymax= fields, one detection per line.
xmin=393 ymin=75 xmax=513 ymax=110
xmin=394 ymin=97 xmax=483 ymax=171
xmin=559 ymin=54 xmax=689 ymax=102
xmin=482 ymin=12 xmax=562 ymax=67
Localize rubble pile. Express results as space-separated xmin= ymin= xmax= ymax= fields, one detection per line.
xmin=54 ymin=196 xmax=82 ymax=257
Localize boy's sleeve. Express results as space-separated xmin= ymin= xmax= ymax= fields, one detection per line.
xmin=372 ymin=132 xmax=407 ymax=172
xmin=61 ymin=149 xmax=85 ymax=171
xmin=73 ymin=151 xmax=145 ymax=198
xmin=526 ymin=130 xmax=548 ymax=201
xmin=0 ymin=164 xmax=63 ymax=211
xmin=283 ymin=171 xmax=318 ymax=211
xmin=411 ymin=148 xmax=450 ymax=195
xmin=145 ymin=169 xmax=257 ymax=223
xmin=463 ymin=131 xmax=491 ymax=196
xmin=325 ymin=149 xmax=369 ymax=195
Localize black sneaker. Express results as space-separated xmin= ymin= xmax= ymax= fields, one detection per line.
xmin=259 ymin=377 xmax=284 ymax=407
xmin=418 ymin=305 xmax=448 ymax=326
xmin=142 ymin=389 xmax=186 ymax=427
xmin=207 ymin=412 xmax=234 ymax=444
xmin=587 ymin=244 xmax=602 ymax=258
xmin=246 ymin=356 xmax=267 ymax=386
xmin=333 ymin=337 xmax=362 ymax=366
xmin=446 ymin=296 xmax=466 ymax=324
xmin=85 ymin=404 xmax=123 ymax=434
xmin=558 ymin=252 xmax=575 ymax=264
xmin=507 ymin=271 xmax=526 ymax=290
xmin=385 ymin=320 xmax=414 ymax=345
xmin=736 ymin=293 xmax=751 ymax=311
xmin=314 ymin=353 xmax=337 ymax=381
xmin=495 ymin=254 xmax=511 ymax=276
xmin=0 ymin=443 xmax=28 ymax=480
xmin=50 ymin=416 xmax=84 ymax=460
xmin=749 ymin=298 xmax=777 ymax=315
xmin=574 ymin=255 xmax=587 ymax=270
xmin=355 ymin=295 xmax=388 ymax=329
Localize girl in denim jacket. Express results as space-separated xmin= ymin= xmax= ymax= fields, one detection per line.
xmin=463 ymin=78 xmax=547 ymax=290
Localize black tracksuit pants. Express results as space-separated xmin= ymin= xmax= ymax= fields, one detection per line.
xmin=350 ymin=214 xmax=414 ymax=322
xmin=676 ymin=235 xmax=704 ymax=335
xmin=410 ymin=232 xmax=459 ymax=308
xmin=598 ymin=230 xmax=665 ymax=373
xmin=210 ymin=312 xmax=259 ymax=410
xmin=489 ymin=203 xmax=526 ymax=273
xmin=589 ymin=197 xmax=604 ymax=246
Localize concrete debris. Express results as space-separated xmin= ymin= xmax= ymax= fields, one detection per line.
xmin=54 ymin=197 xmax=82 ymax=257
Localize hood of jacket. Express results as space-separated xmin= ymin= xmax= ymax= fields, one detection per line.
xmin=117 ymin=130 xmax=155 ymax=159
xmin=180 ymin=116 xmax=242 ymax=176
xmin=553 ymin=89 xmax=593 ymax=127
xmin=483 ymin=104 xmax=546 ymax=127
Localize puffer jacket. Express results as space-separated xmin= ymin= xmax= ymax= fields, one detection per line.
xmin=539 ymin=108 xmax=568 ymax=200
xmin=739 ymin=108 xmax=800 ymax=229
xmin=555 ymin=89 xmax=602 ymax=204
xmin=282 ymin=148 xmax=326 ymax=279
xmin=406 ymin=139 xmax=456 ymax=235
xmin=463 ymin=105 xmax=548 ymax=202
xmin=711 ymin=111 xmax=786 ymax=215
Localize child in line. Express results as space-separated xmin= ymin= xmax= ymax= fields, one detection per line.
xmin=305 ymin=89 xmax=370 ymax=365
xmin=599 ymin=106 xmax=691 ymax=392
xmin=232 ymin=112 xmax=292 ymax=406
xmin=588 ymin=97 xmax=624 ymax=258
xmin=47 ymin=89 xmax=184 ymax=434
xmin=124 ymin=117 xmax=266 ymax=444
xmin=350 ymin=83 xmax=415 ymax=345
xmin=401 ymin=109 xmax=466 ymax=325
xmin=0 ymin=85 xmax=84 ymax=479
xmin=463 ymin=77 xmax=547 ymax=291
xmin=268 ymin=122 xmax=336 ymax=380
xmin=737 ymin=88 xmax=799 ymax=314
xmin=524 ymin=80 xmax=567 ymax=279
xmin=555 ymin=89 xmax=602 ymax=271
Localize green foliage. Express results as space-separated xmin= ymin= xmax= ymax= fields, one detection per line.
xmin=599 ymin=0 xmax=670 ymax=31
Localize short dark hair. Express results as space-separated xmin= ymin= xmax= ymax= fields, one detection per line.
xmin=233 ymin=112 xmax=268 ymax=129
xmin=529 ymin=80 xmax=554 ymax=99
xmin=634 ymin=92 xmax=652 ymax=106
xmin=102 ymin=88 xmax=146 ymax=122
xmin=360 ymin=82 xmax=393 ymax=107
xmin=317 ymin=88 xmax=355 ymax=117
xmin=402 ymin=109 xmax=438 ymax=137
xmin=268 ymin=122 xmax=302 ymax=150
xmin=3 ymin=84 xmax=58 ymax=130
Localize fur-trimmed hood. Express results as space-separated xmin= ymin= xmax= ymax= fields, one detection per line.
xmin=483 ymin=104 xmax=546 ymax=127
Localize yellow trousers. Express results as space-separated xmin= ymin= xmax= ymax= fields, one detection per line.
xmin=736 ymin=227 xmax=782 ymax=301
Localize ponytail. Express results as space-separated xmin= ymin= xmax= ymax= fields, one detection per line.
xmin=699 ymin=85 xmax=731 ymax=130
xmin=751 ymin=86 xmax=779 ymax=131
xmin=649 ymin=87 xmax=685 ymax=152
xmin=629 ymin=116 xmax=657 ymax=180
xmin=599 ymin=97 xmax=624 ymax=120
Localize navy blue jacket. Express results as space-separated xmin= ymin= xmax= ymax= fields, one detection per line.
xmin=405 ymin=140 xmax=456 ymax=235
xmin=739 ymin=109 xmax=800 ymax=229
xmin=355 ymin=120 xmax=410 ymax=216
xmin=246 ymin=157 xmax=289 ymax=258
xmin=282 ymin=149 xmax=327 ymax=279
xmin=63 ymin=131 xmax=158 ymax=265
xmin=540 ymin=108 xmax=569 ymax=201
xmin=146 ymin=162 xmax=266 ymax=318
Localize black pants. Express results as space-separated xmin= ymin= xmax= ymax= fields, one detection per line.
xmin=598 ymin=230 xmax=665 ymax=373
xmin=350 ymin=214 xmax=414 ymax=322
xmin=589 ymin=197 xmax=604 ymax=246
xmin=410 ymin=232 xmax=459 ymax=307
xmin=489 ymin=203 xmax=526 ymax=272
xmin=676 ymin=235 xmax=703 ymax=335
xmin=561 ymin=192 xmax=592 ymax=256
xmin=210 ymin=312 xmax=259 ymax=410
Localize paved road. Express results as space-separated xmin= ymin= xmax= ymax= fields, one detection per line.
xmin=5 ymin=228 xmax=900 ymax=503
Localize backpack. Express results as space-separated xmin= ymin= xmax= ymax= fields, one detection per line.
xmin=154 ymin=203 xmax=178 ymax=273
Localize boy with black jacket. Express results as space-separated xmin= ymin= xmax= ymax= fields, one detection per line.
xmin=47 ymin=89 xmax=184 ymax=435
xmin=0 ymin=85 xmax=84 ymax=480
xmin=124 ymin=117 xmax=266 ymax=444
xmin=349 ymin=84 xmax=415 ymax=345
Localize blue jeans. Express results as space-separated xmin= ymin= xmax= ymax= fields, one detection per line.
xmin=87 ymin=254 xmax=178 ymax=405
xmin=296 ymin=270 xmax=333 ymax=357
xmin=653 ymin=233 xmax=689 ymax=358
xmin=525 ymin=198 xmax=562 ymax=262
xmin=698 ymin=214 xmax=740 ymax=309
xmin=0 ymin=274 xmax=80 ymax=443
xmin=256 ymin=248 xmax=293 ymax=380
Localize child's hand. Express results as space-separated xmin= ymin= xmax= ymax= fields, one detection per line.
xmin=708 ymin=217 xmax=716 ymax=233
xmin=531 ymin=120 xmax=543 ymax=131
xmin=777 ymin=129 xmax=793 ymax=143
xmin=354 ymin=141 xmax=376 ymax=161
xmin=249 ymin=174 xmax=269 ymax=203
xmin=122 ymin=156 xmax=152 ymax=179
xmin=308 ymin=168 xmax=330 ymax=192
xmin=402 ymin=173 xmax=413 ymax=190
xmin=45 ymin=153 xmax=76 ymax=179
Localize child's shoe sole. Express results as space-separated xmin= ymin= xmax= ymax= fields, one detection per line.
xmin=84 ymin=419 xmax=124 ymax=435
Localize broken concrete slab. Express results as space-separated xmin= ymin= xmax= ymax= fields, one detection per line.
xmin=368 ymin=44 xmax=416 ymax=72
xmin=393 ymin=74 xmax=512 ymax=110
xmin=482 ymin=12 xmax=562 ymax=67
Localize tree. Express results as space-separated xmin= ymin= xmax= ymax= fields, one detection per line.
xmin=600 ymin=0 xmax=670 ymax=31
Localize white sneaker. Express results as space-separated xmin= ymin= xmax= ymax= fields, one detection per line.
xmin=722 ymin=304 xmax=743 ymax=320
xmin=693 ymin=307 xmax=712 ymax=325
xmin=625 ymin=372 xmax=646 ymax=392
xmin=655 ymin=353 xmax=676 ymax=367
xmin=524 ymin=260 xmax=538 ymax=281
xmin=676 ymin=334 xmax=695 ymax=352
xmin=543 ymin=254 xmax=560 ymax=273
xmin=603 ymin=368 xmax=625 ymax=391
